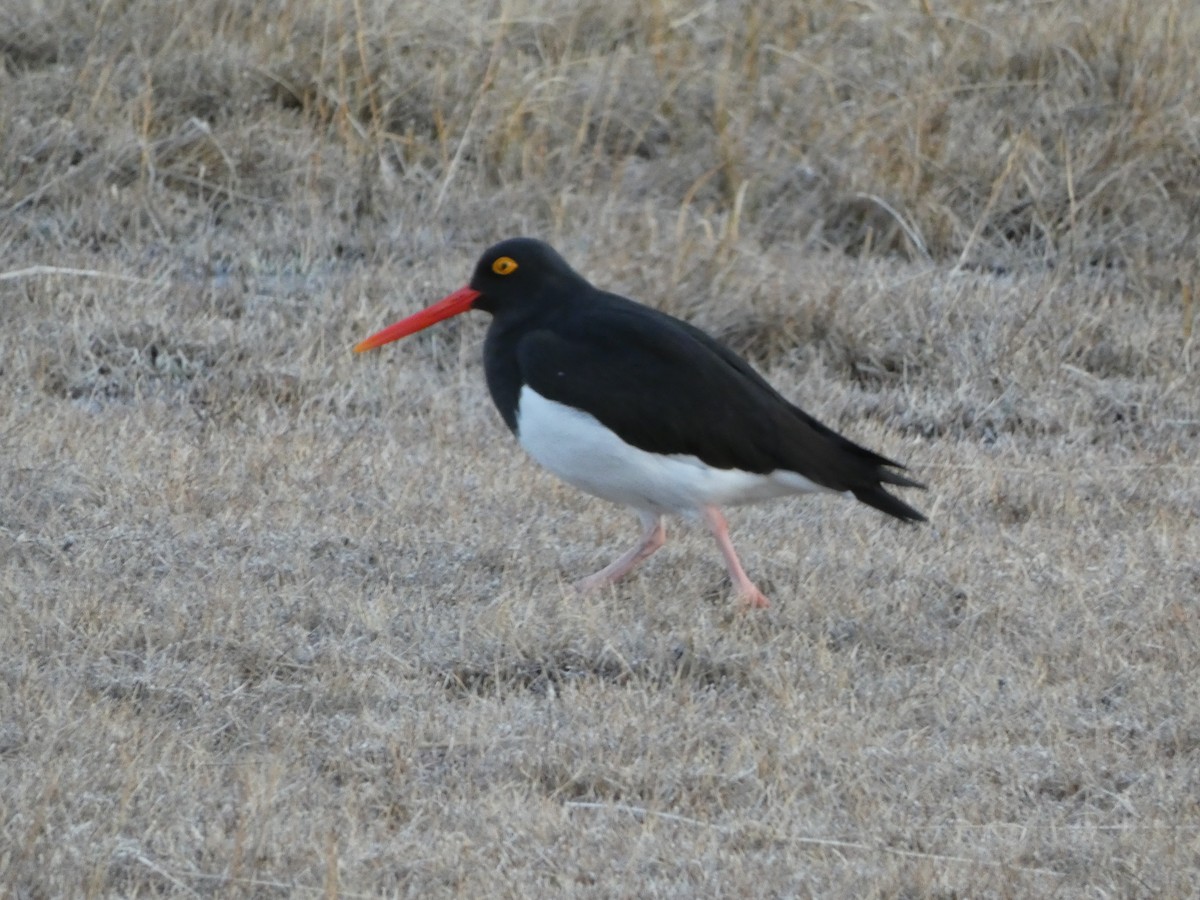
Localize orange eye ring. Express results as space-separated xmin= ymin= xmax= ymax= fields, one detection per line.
xmin=492 ymin=256 xmax=518 ymax=275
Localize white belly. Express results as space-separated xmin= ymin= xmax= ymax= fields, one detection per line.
xmin=515 ymin=387 xmax=828 ymax=514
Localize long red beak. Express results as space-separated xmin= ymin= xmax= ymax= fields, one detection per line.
xmin=354 ymin=285 xmax=482 ymax=352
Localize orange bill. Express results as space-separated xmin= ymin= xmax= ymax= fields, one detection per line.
xmin=354 ymin=286 xmax=482 ymax=352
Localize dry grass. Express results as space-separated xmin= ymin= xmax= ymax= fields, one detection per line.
xmin=3 ymin=0 xmax=1199 ymax=895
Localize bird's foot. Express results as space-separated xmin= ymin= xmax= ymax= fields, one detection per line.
xmin=736 ymin=586 xmax=771 ymax=610
xmin=572 ymin=513 xmax=665 ymax=595
xmin=572 ymin=572 xmax=613 ymax=594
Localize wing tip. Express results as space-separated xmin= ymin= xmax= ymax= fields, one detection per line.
xmin=852 ymin=474 xmax=928 ymax=524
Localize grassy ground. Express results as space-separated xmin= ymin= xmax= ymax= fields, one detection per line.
xmin=3 ymin=0 xmax=1199 ymax=895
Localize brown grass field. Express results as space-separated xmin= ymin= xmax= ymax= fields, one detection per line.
xmin=3 ymin=0 xmax=1200 ymax=895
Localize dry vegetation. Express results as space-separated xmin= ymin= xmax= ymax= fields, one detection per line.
xmin=2 ymin=0 xmax=1199 ymax=895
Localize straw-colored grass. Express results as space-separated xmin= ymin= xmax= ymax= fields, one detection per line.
xmin=3 ymin=1 xmax=1198 ymax=895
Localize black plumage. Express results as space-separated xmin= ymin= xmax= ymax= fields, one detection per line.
xmin=476 ymin=238 xmax=925 ymax=524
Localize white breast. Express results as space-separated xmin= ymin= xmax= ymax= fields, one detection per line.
xmin=515 ymin=386 xmax=828 ymax=515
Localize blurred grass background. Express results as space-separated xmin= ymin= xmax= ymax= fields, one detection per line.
xmin=2 ymin=1 xmax=1198 ymax=895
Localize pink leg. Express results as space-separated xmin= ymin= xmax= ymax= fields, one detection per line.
xmin=701 ymin=506 xmax=770 ymax=608
xmin=575 ymin=510 xmax=665 ymax=593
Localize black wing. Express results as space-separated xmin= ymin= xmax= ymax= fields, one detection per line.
xmin=515 ymin=295 xmax=925 ymax=522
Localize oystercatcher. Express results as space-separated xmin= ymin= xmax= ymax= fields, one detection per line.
xmin=356 ymin=238 xmax=925 ymax=608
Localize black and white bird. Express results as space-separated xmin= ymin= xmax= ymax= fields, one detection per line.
xmin=356 ymin=238 xmax=925 ymax=608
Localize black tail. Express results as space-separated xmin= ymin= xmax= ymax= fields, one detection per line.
xmin=852 ymin=481 xmax=927 ymax=523
xmin=841 ymin=441 xmax=927 ymax=523
xmin=776 ymin=401 xmax=927 ymax=523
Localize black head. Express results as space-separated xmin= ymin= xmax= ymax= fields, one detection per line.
xmin=467 ymin=238 xmax=589 ymax=314
xmin=354 ymin=238 xmax=589 ymax=354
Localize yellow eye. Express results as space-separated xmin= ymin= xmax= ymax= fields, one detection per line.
xmin=491 ymin=256 xmax=518 ymax=275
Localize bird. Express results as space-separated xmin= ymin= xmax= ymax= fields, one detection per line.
xmin=355 ymin=238 xmax=925 ymax=608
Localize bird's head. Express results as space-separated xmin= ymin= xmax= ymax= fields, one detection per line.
xmin=354 ymin=237 xmax=581 ymax=352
